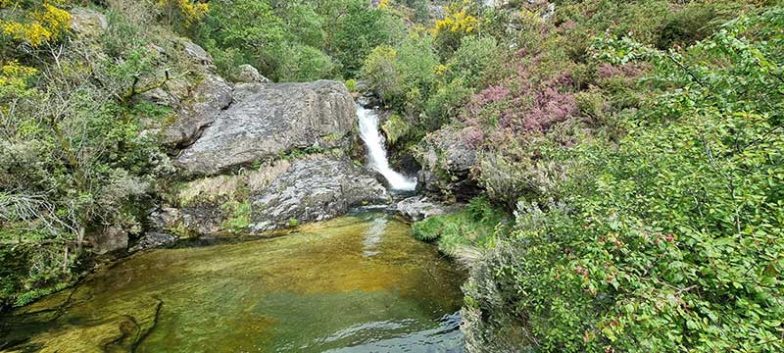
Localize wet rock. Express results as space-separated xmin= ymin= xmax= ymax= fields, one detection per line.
xmin=147 ymin=206 xmax=223 ymax=238
xmin=91 ymin=226 xmax=128 ymax=254
xmin=415 ymin=125 xmax=481 ymax=200
xmin=181 ymin=207 xmax=225 ymax=236
xmin=395 ymin=196 xmax=451 ymax=222
xmin=69 ymin=8 xmax=108 ymax=37
xmin=149 ymin=207 xmax=183 ymax=231
xmin=235 ymin=64 xmax=269 ymax=83
xmin=130 ymin=232 xmax=177 ymax=252
xmin=176 ymin=80 xmax=355 ymax=175
xmin=251 ymin=155 xmax=389 ymax=232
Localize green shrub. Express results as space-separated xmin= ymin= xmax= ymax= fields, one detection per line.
xmin=324 ymin=0 xmax=404 ymax=77
xmin=411 ymin=197 xmax=509 ymax=256
xmin=381 ymin=113 xmax=411 ymax=145
xmin=344 ymin=78 xmax=358 ymax=92
xmin=220 ymin=201 xmax=252 ymax=234
xmin=445 ymin=35 xmax=501 ymax=90
xmin=275 ymin=43 xmax=335 ymax=82
xmin=423 ymin=78 xmax=471 ymax=130
xmin=361 ymin=45 xmax=402 ymax=102
xmin=466 ymin=8 xmax=784 ymax=352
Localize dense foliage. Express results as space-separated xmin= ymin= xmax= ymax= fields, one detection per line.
xmin=400 ymin=1 xmax=783 ymax=352
xmin=0 ymin=0 xmax=203 ymax=307
xmin=192 ymin=0 xmax=407 ymax=81
xmin=3 ymin=1 xmax=783 ymax=352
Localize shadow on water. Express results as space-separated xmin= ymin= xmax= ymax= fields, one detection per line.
xmin=0 ymin=213 xmax=466 ymax=353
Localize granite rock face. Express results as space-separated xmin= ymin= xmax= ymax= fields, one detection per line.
xmin=161 ymin=73 xmax=233 ymax=147
xmin=415 ymin=125 xmax=481 ymax=200
xmin=129 ymin=232 xmax=178 ymax=252
xmin=235 ymin=64 xmax=269 ymax=83
xmin=176 ymin=80 xmax=356 ymax=175
xmin=69 ymin=7 xmax=108 ymax=37
xmin=251 ymin=155 xmax=389 ymax=232
xmin=135 ymin=37 xmax=234 ymax=147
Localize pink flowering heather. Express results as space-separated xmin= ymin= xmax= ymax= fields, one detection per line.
xmin=461 ymin=84 xmax=514 ymax=127
xmin=597 ymin=63 xmax=647 ymax=80
xmin=499 ymin=72 xmax=578 ymax=134
xmin=460 ymin=126 xmax=485 ymax=148
xmin=478 ymin=85 xmax=511 ymax=104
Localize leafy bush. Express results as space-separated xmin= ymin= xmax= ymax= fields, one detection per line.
xmin=195 ymin=0 xmax=402 ymax=81
xmin=1 ymin=1 xmax=71 ymax=48
xmin=275 ymin=43 xmax=335 ymax=82
xmin=432 ymin=3 xmax=480 ymax=56
xmin=362 ymin=45 xmax=402 ymax=102
xmin=381 ymin=113 xmax=411 ymax=145
xmin=0 ymin=0 xmax=181 ymax=307
xmin=445 ymin=35 xmax=502 ymax=90
xmin=465 ymin=7 xmax=784 ymax=352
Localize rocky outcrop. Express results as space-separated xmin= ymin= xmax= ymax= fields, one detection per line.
xmin=234 ymin=64 xmax=269 ymax=83
xmin=136 ymin=36 xmax=234 ymax=147
xmin=147 ymin=155 xmax=388 ymax=237
xmin=415 ymin=125 xmax=481 ymax=200
xmin=129 ymin=232 xmax=177 ymax=252
xmin=176 ymin=80 xmax=356 ymax=175
xmin=251 ymin=155 xmax=389 ymax=232
xmin=395 ymin=196 xmax=453 ymax=222
xmin=146 ymin=205 xmax=225 ymax=238
xmin=69 ymin=8 xmax=108 ymax=37
xmin=161 ymin=74 xmax=233 ymax=146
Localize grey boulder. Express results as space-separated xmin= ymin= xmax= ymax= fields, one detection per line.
xmin=130 ymin=232 xmax=178 ymax=252
xmin=176 ymin=80 xmax=356 ymax=175
xmin=395 ymin=196 xmax=452 ymax=222
xmin=415 ymin=125 xmax=481 ymax=199
xmin=235 ymin=64 xmax=269 ymax=83
xmin=161 ymin=73 xmax=233 ymax=146
xmin=251 ymin=155 xmax=389 ymax=232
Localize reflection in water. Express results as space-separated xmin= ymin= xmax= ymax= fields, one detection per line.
xmin=362 ymin=217 xmax=387 ymax=257
xmin=0 ymin=213 xmax=465 ymax=353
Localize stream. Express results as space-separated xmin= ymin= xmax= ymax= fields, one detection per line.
xmin=0 ymin=213 xmax=465 ymax=352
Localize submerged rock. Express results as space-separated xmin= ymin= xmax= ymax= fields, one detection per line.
xmin=176 ymin=80 xmax=356 ymax=175
xmin=251 ymin=155 xmax=389 ymax=232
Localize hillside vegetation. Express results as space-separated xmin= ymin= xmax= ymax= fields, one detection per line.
xmin=2 ymin=0 xmax=783 ymax=352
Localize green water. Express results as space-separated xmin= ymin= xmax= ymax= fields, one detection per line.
xmin=0 ymin=213 xmax=465 ymax=353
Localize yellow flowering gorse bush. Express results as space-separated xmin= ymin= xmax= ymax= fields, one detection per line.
xmin=156 ymin=0 xmax=208 ymax=24
xmin=433 ymin=6 xmax=478 ymax=35
xmin=1 ymin=2 xmax=70 ymax=47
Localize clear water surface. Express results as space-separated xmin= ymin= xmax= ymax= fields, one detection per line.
xmin=0 ymin=213 xmax=465 ymax=353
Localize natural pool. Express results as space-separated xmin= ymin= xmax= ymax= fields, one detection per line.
xmin=0 ymin=213 xmax=465 ymax=353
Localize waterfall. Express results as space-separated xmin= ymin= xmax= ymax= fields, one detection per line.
xmin=357 ymin=106 xmax=418 ymax=191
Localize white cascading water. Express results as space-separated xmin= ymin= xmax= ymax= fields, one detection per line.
xmin=357 ymin=106 xmax=418 ymax=191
